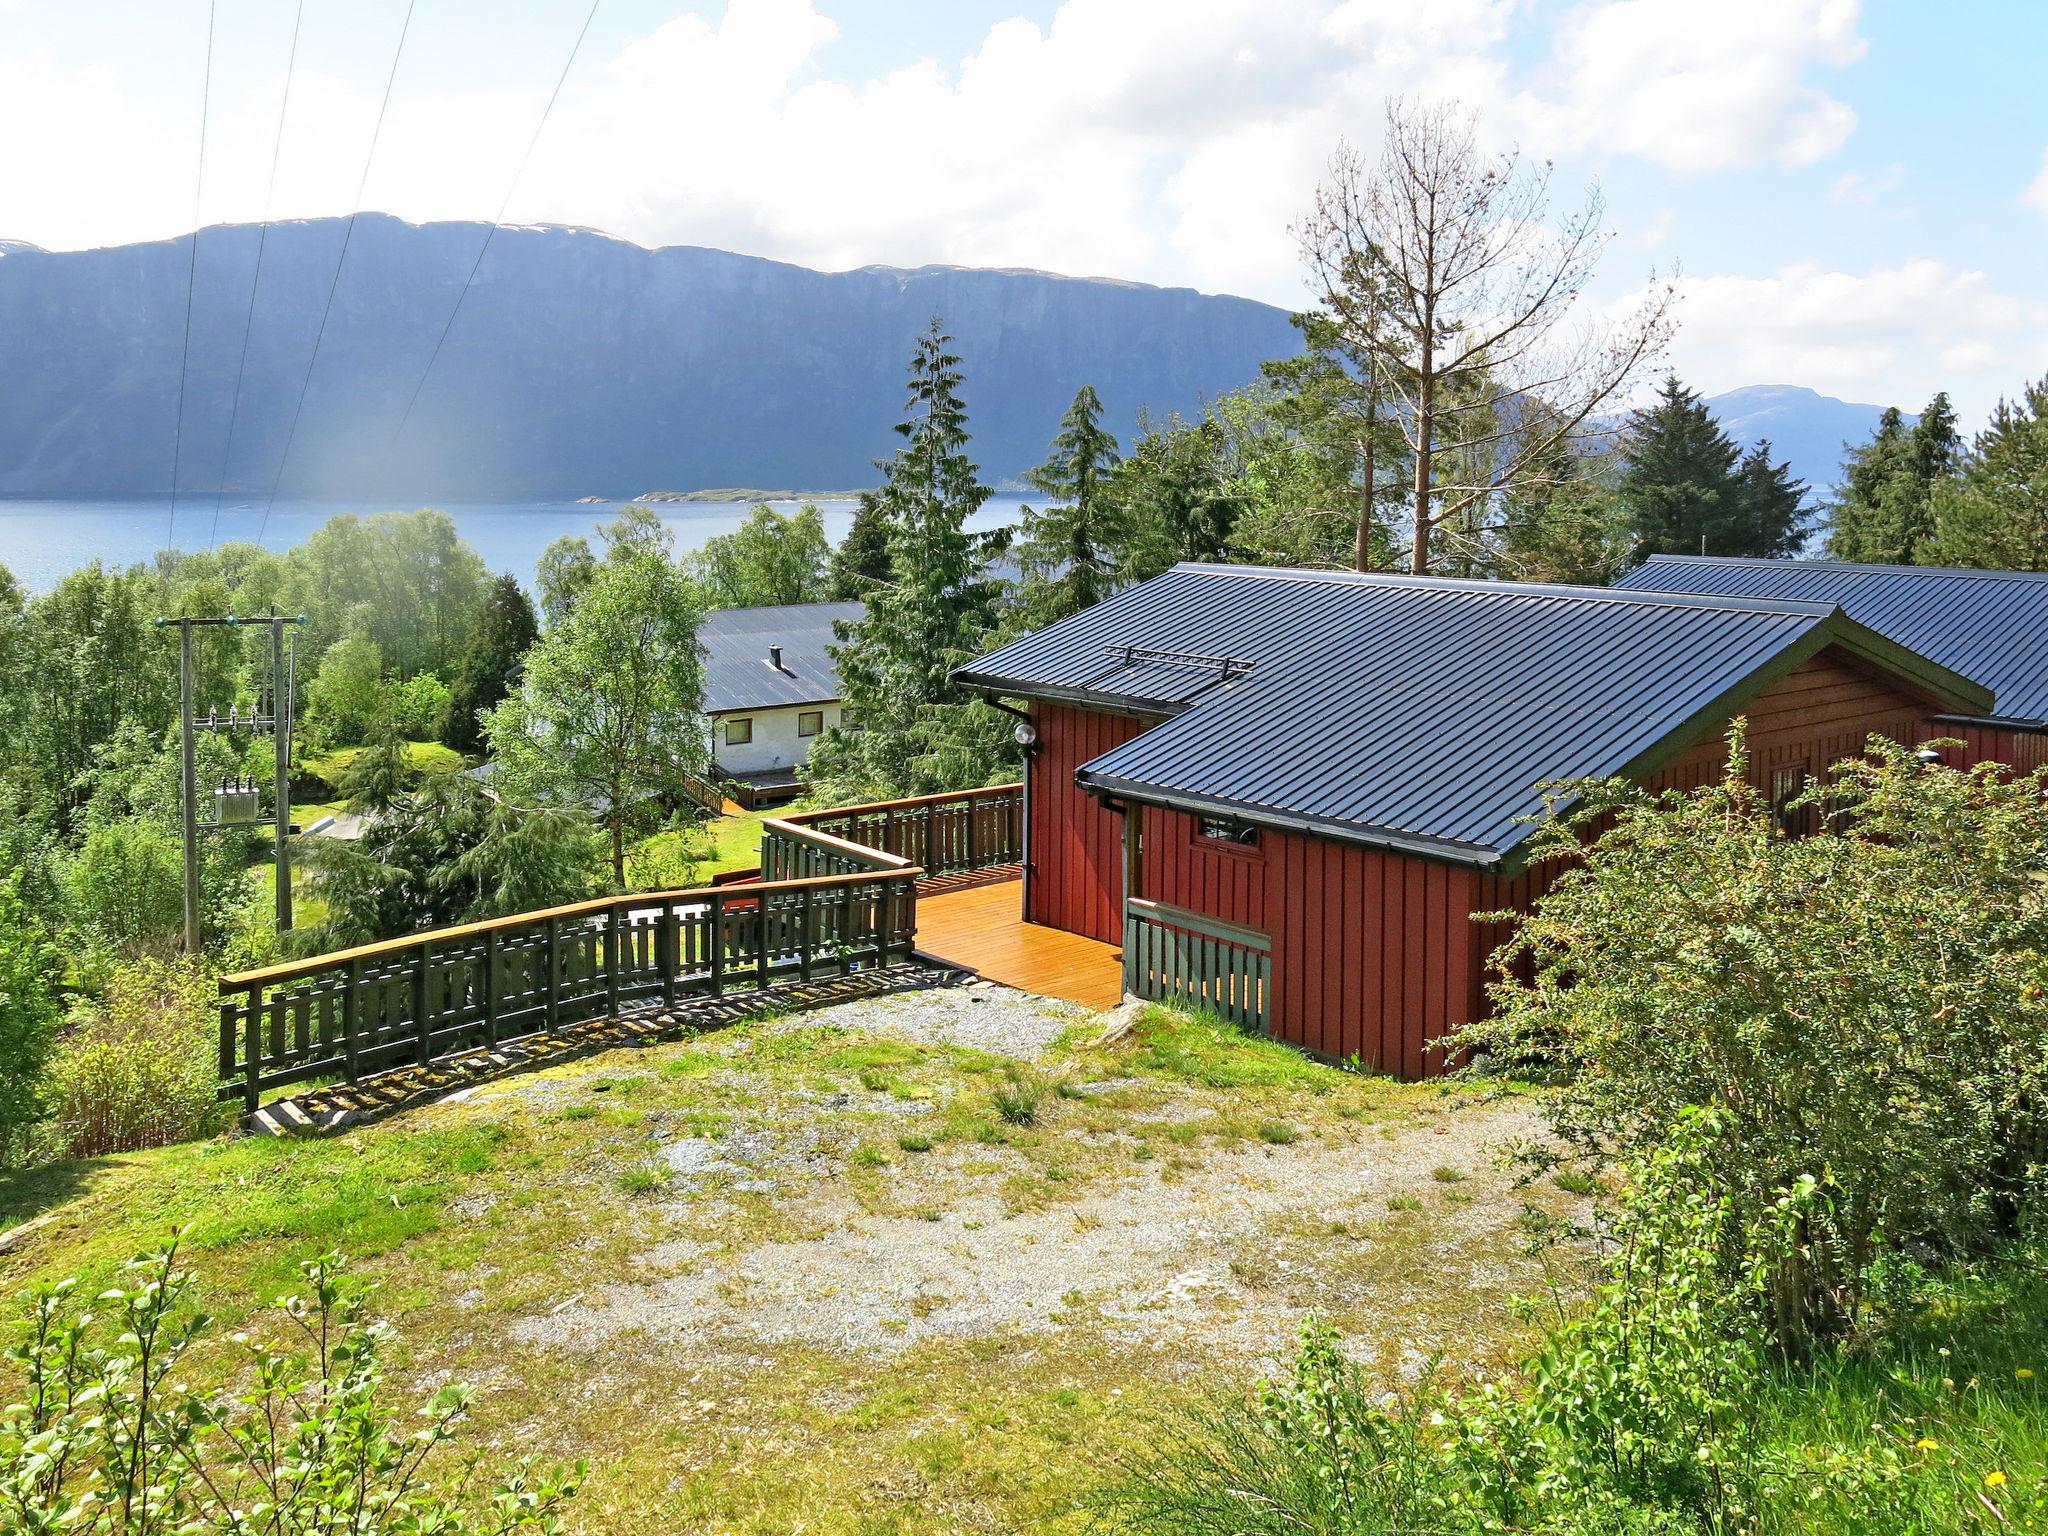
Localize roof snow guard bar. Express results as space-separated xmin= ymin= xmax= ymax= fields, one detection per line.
xmin=1098 ymin=643 xmax=1254 ymax=679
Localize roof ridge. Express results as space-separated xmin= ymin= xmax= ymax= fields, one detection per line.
xmin=1169 ymin=561 xmax=1841 ymax=619
xmin=1636 ymin=554 xmax=2048 ymax=586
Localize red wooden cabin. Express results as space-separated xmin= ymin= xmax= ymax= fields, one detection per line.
xmin=957 ymin=563 xmax=1994 ymax=1078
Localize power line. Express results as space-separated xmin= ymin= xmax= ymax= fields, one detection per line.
xmin=165 ymin=0 xmax=217 ymax=560
xmin=209 ymin=0 xmax=307 ymax=552
xmin=255 ymin=0 xmax=419 ymax=550
xmin=380 ymin=0 xmax=603 ymax=486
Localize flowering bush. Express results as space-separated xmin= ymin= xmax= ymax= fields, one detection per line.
xmin=1463 ymin=729 xmax=2048 ymax=1349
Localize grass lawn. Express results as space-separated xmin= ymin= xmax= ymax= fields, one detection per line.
xmin=629 ymin=811 xmax=766 ymax=886
xmin=0 ymin=996 xmax=1571 ymax=1535
xmin=301 ymin=739 xmax=463 ymax=793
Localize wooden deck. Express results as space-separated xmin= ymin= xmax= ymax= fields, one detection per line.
xmin=913 ymin=874 xmax=1125 ymax=1011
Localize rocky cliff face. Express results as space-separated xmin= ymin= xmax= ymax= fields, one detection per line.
xmin=0 ymin=215 xmax=1300 ymax=499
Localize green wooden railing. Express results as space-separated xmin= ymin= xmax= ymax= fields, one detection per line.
xmin=1122 ymin=897 xmax=1271 ymax=1032
xmin=217 ymin=860 xmax=919 ymax=1111
xmin=780 ymin=784 xmax=1023 ymax=880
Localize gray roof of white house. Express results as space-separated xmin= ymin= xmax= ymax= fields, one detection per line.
xmin=1616 ymin=554 xmax=2048 ymax=723
xmin=957 ymin=563 xmax=1990 ymax=867
xmin=700 ymin=602 xmax=863 ymax=715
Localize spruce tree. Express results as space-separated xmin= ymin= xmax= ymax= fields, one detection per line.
xmin=1732 ymin=440 xmax=1809 ymax=560
xmin=1014 ymin=385 xmax=1124 ymax=626
xmin=808 ymin=320 xmax=1010 ymax=798
xmin=1828 ymin=394 xmax=1962 ymax=564
xmin=1924 ymin=377 xmax=2048 ymax=570
xmin=444 ymin=575 xmax=539 ymax=756
xmin=1618 ymin=377 xmax=1746 ymax=557
xmin=828 ymin=490 xmax=894 ymax=599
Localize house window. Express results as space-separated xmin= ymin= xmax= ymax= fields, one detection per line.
xmin=1197 ymin=815 xmax=1259 ymax=849
xmin=1769 ymin=766 xmax=1810 ymax=837
xmin=798 ymin=710 xmax=824 ymax=738
xmin=840 ymin=708 xmax=863 ymax=732
xmin=724 ymin=717 xmax=753 ymax=747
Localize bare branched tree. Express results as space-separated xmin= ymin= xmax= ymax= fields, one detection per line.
xmin=1298 ymin=100 xmax=1677 ymax=574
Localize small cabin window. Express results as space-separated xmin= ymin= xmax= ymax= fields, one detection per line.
xmin=797 ymin=710 xmax=824 ymax=738
xmin=724 ymin=717 xmax=753 ymax=747
xmin=1197 ymin=815 xmax=1259 ymax=849
xmin=1770 ymin=766 xmax=1810 ymax=837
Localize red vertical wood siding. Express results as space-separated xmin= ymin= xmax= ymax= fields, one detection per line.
xmin=1025 ymin=702 xmax=1147 ymax=943
xmin=1930 ymin=722 xmax=2048 ymax=777
xmin=1029 ymin=644 xmax=1957 ymax=1079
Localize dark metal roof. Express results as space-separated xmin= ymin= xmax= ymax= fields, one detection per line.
xmin=957 ymin=563 xmax=1990 ymax=867
xmin=1617 ymin=555 xmax=2048 ymax=722
xmin=700 ymin=602 xmax=863 ymax=715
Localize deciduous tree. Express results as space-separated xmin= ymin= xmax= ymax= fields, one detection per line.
xmin=484 ymin=552 xmax=707 ymax=881
xmin=1298 ymin=102 xmax=1675 ymax=573
xmin=690 ymin=502 xmax=832 ymax=609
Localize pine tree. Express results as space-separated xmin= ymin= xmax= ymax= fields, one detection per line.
xmin=444 ymin=575 xmax=539 ymax=756
xmin=828 ymin=490 xmax=894 ymax=600
xmin=1924 ymin=377 xmax=2048 ymax=570
xmin=1732 ymin=440 xmax=1809 ymax=560
xmin=808 ymin=320 xmax=1011 ymax=798
xmin=1828 ymin=394 xmax=1962 ymax=564
xmin=1014 ymin=385 xmax=1124 ymax=625
xmin=1618 ymin=377 xmax=1746 ymax=557
xmin=1104 ymin=417 xmax=1241 ymax=583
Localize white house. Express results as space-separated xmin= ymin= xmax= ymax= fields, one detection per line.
xmin=700 ymin=601 xmax=863 ymax=805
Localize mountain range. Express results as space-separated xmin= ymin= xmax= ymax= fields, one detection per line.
xmin=0 ymin=216 xmax=1897 ymax=504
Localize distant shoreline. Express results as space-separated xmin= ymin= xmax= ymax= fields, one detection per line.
xmin=595 ymin=488 xmax=874 ymax=505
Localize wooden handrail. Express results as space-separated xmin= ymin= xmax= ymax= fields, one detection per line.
xmin=757 ymin=815 xmax=915 ymax=869
xmin=221 ymin=865 xmax=923 ymax=989
xmin=779 ymin=782 xmax=1023 ymax=824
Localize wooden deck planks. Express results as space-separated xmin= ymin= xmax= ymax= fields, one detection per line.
xmin=913 ymin=876 xmax=1125 ymax=1011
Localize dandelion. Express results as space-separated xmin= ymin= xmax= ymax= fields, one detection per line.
xmin=1915 ymin=1438 xmax=1939 ymax=1451
xmin=2019 ymin=1368 xmax=2036 ymax=1380
xmin=1986 ymin=1471 xmax=2008 ymax=1488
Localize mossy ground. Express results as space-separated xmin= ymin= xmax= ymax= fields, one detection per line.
xmin=0 ymin=997 xmax=1576 ymax=1534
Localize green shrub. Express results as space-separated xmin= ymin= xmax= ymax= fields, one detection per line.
xmin=48 ymin=957 xmax=223 ymax=1160
xmin=0 ymin=1240 xmax=581 ymax=1533
xmin=0 ymin=875 xmax=63 ymax=1168
xmin=62 ymin=819 xmax=185 ymax=956
xmin=1465 ymin=729 xmax=2048 ymax=1349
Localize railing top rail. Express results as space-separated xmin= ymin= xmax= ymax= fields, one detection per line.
xmin=759 ymin=815 xmax=914 ymax=870
xmin=1126 ymin=896 xmax=1272 ymax=951
xmin=221 ymin=865 xmax=923 ymax=990
xmin=779 ymin=782 xmax=1024 ymax=825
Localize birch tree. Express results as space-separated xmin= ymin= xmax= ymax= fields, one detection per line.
xmin=1298 ymin=100 xmax=1676 ymax=574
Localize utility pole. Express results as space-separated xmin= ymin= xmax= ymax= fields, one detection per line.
xmin=158 ymin=612 xmax=306 ymax=952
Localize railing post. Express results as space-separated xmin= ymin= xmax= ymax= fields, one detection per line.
xmin=414 ymin=941 xmax=433 ymax=1067
xmin=965 ymin=798 xmax=979 ymax=870
xmin=756 ymin=893 xmax=771 ymax=990
xmin=545 ymin=915 xmax=560 ymax=1031
xmin=239 ymin=989 xmax=261 ymax=1114
xmin=660 ymin=899 xmax=678 ymax=1006
xmin=482 ymin=928 xmax=499 ymax=1047
xmin=605 ymin=901 xmax=622 ymax=1018
xmin=219 ymin=995 xmax=238 ymax=1092
xmin=708 ymin=891 xmax=725 ymax=995
xmin=923 ymin=805 xmax=938 ymax=877
xmin=344 ymin=959 xmax=363 ymax=1082
xmin=799 ymin=885 xmax=815 ymax=983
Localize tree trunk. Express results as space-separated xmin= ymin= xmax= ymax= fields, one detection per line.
xmin=610 ymin=815 xmax=626 ymax=885
xmin=1355 ymin=426 xmax=1376 ymax=572
xmin=1410 ymin=337 xmax=1434 ymax=574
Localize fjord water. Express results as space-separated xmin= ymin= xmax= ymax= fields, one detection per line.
xmin=0 ymin=494 xmax=1033 ymax=591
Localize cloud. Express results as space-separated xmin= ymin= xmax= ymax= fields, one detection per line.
xmin=1514 ymin=0 xmax=1865 ymax=173
xmin=1648 ymin=260 xmax=2048 ymax=418
xmin=1830 ymin=161 xmax=1904 ymax=205
xmin=2027 ymin=147 xmax=2048 ymax=219
xmin=0 ymin=0 xmax=1874 ymax=309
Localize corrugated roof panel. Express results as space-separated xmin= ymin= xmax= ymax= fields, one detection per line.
xmin=1617 ymin=555 xmax=2048 ymax=721
xmin=700 ymin=601 xmax=864 ymax=714
xmin=955 ymin=563 xmax=1973 ymax=865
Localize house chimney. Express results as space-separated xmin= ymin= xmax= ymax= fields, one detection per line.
xmin=769 ymin=643 xmax=783 ymax=670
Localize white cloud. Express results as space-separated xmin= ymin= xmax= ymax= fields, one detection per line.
xmin=1514 ymin=0 xmax=1865 ymax=174
xmin=1651 ymin=260 xmax=2048 ymax=418
xmin=2027 ymin=147 xmax=2048 ymax=219
xmin=1830 ymin=161 xmax=1904 ymax=205
xmin=0 ymin=0 xmax=1873 ymax=309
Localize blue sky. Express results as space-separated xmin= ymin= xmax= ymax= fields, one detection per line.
xmin=2 ymin=0 xmax=2042 ymax=419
